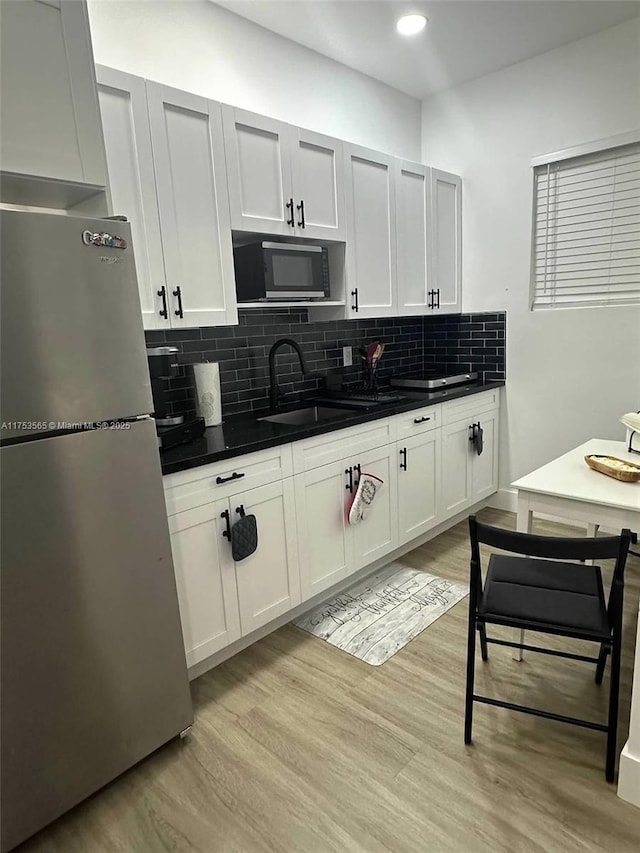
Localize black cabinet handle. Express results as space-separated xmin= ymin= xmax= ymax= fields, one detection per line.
xmin=216 ymin=472 xmax=245 ymax=485
xmin=353 ymin=463 xmax=361 ymax=482
xmin=436 ymin=288 xmax=440 ymax=309
xmin=414 ymin=415 xmax=431 ymax=424
xmin=235 ymin=504 xmax=245 ymax=517
xmin=173 ymin=286 xmax=184 ymax=319
xmin=351 ymin=288 xmax=359 ymax=312
xmin=400 ymin=447 xmax=407 ymax=471
xmin=286 ymin=198 xmax=295 ymax=227
xmin=345 ymin=466 xmax=353 ymax=493
xmin=296 ymin=199 xmax=306 ymax=228
xmin=158 ymin=286 xmax=168 ymax=319
xmin=221 ymin=509 xmax=231 ymax=540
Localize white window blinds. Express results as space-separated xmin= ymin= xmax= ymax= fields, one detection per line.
xmin=531 ymin=141 xmax=640 ymax=310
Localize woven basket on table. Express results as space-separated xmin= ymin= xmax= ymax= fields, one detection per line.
xmin=584 ymin=455 xmax=640 ymax=483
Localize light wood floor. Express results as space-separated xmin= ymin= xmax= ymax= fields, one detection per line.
xmin=18 ymin=509 xmax=640 ymax=852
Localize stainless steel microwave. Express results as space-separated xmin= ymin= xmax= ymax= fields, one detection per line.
xmin=234 ymin=241 xmax=330 ymax=302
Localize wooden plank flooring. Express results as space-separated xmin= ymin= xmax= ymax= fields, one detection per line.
xmin=18 ymin=509 xmax=640 ymax=852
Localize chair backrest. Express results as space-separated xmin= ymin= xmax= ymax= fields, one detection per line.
xmin=468 ymin=516 xmax=632 ymax=587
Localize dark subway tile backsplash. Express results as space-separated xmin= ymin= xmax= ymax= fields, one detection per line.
xmin=145 ymin=309 xmax=505 ymax=420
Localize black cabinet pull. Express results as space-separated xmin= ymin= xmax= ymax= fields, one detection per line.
xmin=414 ymin=415 xmax=431 ymax=424
xmin=296 ymin=199 xmax=306 ymax=228
xmin=351 ymin=288 xmax=359 ymax=312
xmin=216 ymin=472 xmax=245 ymax=485
xmin=436 ymin=288 xmax=440 ymax=309
xmin=158 ymin=286 xmax=168 ymax=319
xmin=400 ymin=447 xmax=407 ymax=471
xmin=173 ymin=286 xmax=184 ymax=319
xmin=286 ymin=198 xmax=295 ymax=227
xmin=353 ymin=463 xmax=361 ymax=482
xmin=345 ymin=466 xmax=354 ymax=493
xmin=235 ymin=504 xmax=245 ymax=517
xmin=221 ymin=509 xmax=231 ymax=540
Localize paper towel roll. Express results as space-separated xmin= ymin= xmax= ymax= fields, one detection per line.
xmin=193 ymin=362 xmax=222 ymax=426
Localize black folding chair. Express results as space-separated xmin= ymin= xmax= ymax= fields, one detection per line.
xmin=465 ymin=516 xmax=633 ymax=782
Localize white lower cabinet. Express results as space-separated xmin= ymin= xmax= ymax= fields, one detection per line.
xmin=294 ymin=460 xmax=353 ymax=599
xmin=232 ymin=479 xmax=301 ymax=634
xmin=168 ymin=499 xmax=241 ymax=668
xmin=351 ymin=445 xmax=398 ymax=570
xmin=397 ymin=430 xmax=442 ymax=546
xmin=441 ymin=404 xmax=499 ymax=516
xmin=295 ymin=443 xmax=398 ymax=597
xmin=168 ymin=477 xmax=300 ymax=666
xmin=166 ymin=390 xmax=500 ymax=672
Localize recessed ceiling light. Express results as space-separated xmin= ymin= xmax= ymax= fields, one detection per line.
xmin=396 ymin=14 xmax=427 ymax=36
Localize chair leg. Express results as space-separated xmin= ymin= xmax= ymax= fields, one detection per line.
xmin=605 ymin=633 xmax=622 ymax=783
xmin=595 ymin=643 xmax=609 ymax=685
xmin=479 ymin=623 xmax=489 ymax=662
xmin=464 ymin=612 xmax=477 ymax=745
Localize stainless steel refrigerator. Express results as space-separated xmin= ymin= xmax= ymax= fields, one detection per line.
xmin=0 ymin=210 xmax=193 ymax=852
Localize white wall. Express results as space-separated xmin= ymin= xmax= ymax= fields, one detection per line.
xmin=87 ymin=0 xmax=421 ymax=160
xmin=421 ymin=19 xmax=640 ymax=490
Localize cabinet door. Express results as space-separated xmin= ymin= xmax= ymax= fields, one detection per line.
xmin=0 ymin=0 xmax=106 ymax=186
xmin=396 ymin=161 xmax=432 ymax=316
xmin=441 ymin=419 xmax=473 ymax=516
xmin=344 ymin=145 xmax=397 ymax=318
xmin=295 ymin=462 xmax=353 ymax=599
xmin=431 ymin=169 xmax=462 ymax=314
xmin=292 ymin=129 xmax=345 ymax=240
xmin=471 ymin=409 xmax=499 ymax=502
xmin=96 ymin=66 xmax=167 ymax=330
xmin=351 ymin=445 xmax=398 ymax=571
xmin=230 ymin=479 xmax=301 ymax=635
xmin=397 ymin=431 xmax=441 ymax=546
xmin=222 ymin=107 xmax=295 ymax=236
xmin=148 ymin=83 xmax=237 ymax=328
xmin=168 ymin=500 xmax=241 ymax=668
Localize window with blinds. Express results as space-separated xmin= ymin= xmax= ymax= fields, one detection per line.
xmin=531 ymin=141 xmax=640 ymax=310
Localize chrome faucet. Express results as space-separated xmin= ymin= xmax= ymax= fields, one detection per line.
xmin=268 ymin=338 xmax=308 ymax=409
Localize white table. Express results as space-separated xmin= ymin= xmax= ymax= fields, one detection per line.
xmin=511 ymin=439 xmax=640 ymax=804
xmin=512 ymin=439 xmax=640 ymax=539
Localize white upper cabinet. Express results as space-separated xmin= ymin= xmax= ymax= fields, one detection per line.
xmin=96 ymin=67 xmax=237 ymax=329
xmin=396 ymin=161 xmax=432 ymax=316
xmin=222 ymin=108 xmax=294 ymax=236
xmin=222 ymin=107 xmax=345 ymax=240
xmin=0 ymin=0 xmax=107 ymax=202
xmin=96 ymin=66 xmax=166 ymax=330
xmin=291 ymin=129 xmax=345 ymax=240
xmin=147 ymin=83 xmax=237 ymax=328
xmin=344 ymin=145 xmax=397 ymax=318
xmin=431 ymin=169 xmax=462 ymax=314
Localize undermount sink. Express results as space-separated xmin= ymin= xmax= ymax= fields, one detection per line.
xmin=258 ymin=405 xmax=348 ymax=426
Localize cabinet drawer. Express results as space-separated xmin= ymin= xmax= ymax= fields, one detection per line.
xmin=164 ymin=444 xmax=293 ymax=515
xmin=442 ymin=390 xmax=500 ymax=425
xmin=395 ymin=404 xmax=441 ymax=439
xmin=292 ymin=417 xmax=396 ymax=473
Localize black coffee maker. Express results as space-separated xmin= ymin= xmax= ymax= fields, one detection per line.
xmin=147 ymin=346 xmax=205 ymax=451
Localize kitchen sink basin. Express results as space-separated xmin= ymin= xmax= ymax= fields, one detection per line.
xmin=258 ymin=405 xmax=349 ymax=426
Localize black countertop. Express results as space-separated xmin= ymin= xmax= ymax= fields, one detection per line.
xmin=161 ymin=381 xmax=505 ymax=476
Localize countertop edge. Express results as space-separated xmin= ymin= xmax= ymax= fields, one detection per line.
xmin=161 ymin=382 xmax=505 ymax=477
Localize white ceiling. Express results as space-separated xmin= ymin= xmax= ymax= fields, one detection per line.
xmin=213 ymin=1 xmax=640 ymax=98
